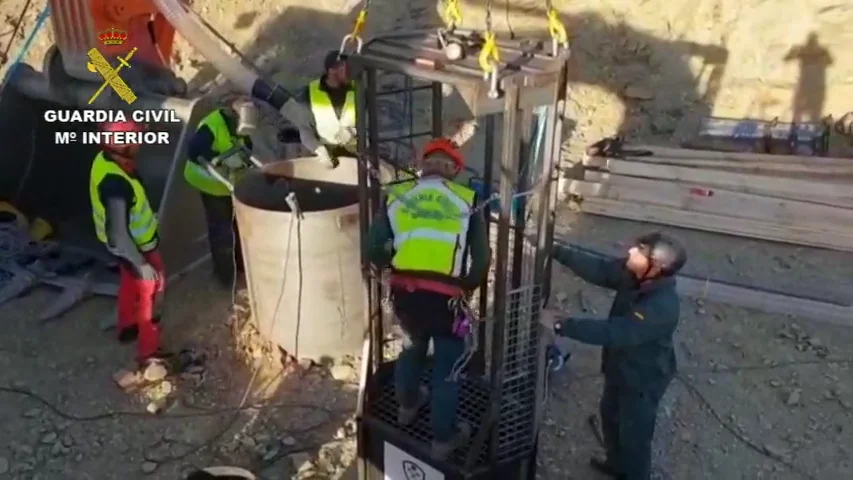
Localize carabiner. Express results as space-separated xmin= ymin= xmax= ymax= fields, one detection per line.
xmin=339 ymin=34 xmax=364 ymax=56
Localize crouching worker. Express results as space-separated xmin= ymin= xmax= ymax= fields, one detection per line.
xmin=365 ymin=138 xmax=490 ymax=460
xmin=543 ymin=234 xmax=687 ymax=480
xmin=89 ymin=120 xmax=168 ymax=371
xmin=183 ymin=100 xmax=255 ymax=288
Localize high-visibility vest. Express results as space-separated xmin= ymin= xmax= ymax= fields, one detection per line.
xmin=183 ymin=109 xmax=248 ymax=196
xmin=308 ymin=79 xmax=356 ymax=147
xmin=385 ymin=177 xmax=476 ymax=278
xmin=89 ymin=151 xmax=159 ymax=251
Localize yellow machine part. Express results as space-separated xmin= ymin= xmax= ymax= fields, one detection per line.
xmin=0 ymin=201 xmax=29 ymax=230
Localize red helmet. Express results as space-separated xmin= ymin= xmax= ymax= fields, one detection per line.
xmin=422 ymin=137 xmax=464 ymax=172
xmin=99 ymin=120 xmax=144 ymax=132
xmin=99 ymin=120 xmax=144 ymax=147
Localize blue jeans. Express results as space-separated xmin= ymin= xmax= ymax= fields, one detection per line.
xmin=395 ymin=330 xmax=465 ymax=442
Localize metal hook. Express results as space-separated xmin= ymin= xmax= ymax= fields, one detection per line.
xmin=487 ymin=64 xmax=501 ymax=99
xmin=551 ymin=38 xmax=569 ymax=57
xmin=437 ymin=28 xmax=449 ymax=49
xmin=339 ymin=34 xmax=364 ymax=55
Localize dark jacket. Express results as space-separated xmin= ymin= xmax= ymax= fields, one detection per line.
xmin=553 ymin=245 xmax=680 ymax=392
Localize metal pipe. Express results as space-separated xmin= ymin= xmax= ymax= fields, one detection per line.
xmin=431 ymin=81 xmax=443 ymax=137
xmin=355 ymin=69 xmax=375 ymax=480
xmin=376 ymin=85 xmax=432 ymax=96
xmin=504 ymin=107 xmax=533 ymax=378
xmin=488 ymin=85 xmax=521 ymax=459
xmin=535 ymin=63 xmax=568 ymax=302
xmin=352 ymin=52 xmax=474 ymax=91
xmin=376 ymin=130 xmax=432 ymax=143
xmin=366 ymin=67 xmax=384 ymax=367
xmin=471 ymin=114 xmax=496 ymax=377
xmin=355 ymin=67 xmax=373 ymax=371
xmin=511 ymin=108 xmax=533 ymax=290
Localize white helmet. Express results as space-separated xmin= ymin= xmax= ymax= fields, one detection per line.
xmin=185 ymin=466 xmax=256 ymax=480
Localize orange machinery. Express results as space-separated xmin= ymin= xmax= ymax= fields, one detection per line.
xmin=48 ymin=0 xmax=177 ymax=82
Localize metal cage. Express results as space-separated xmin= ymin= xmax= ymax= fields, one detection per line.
xmin=351 ymin=28 xmax=569 ymax=480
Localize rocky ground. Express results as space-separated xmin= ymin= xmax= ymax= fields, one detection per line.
xmin=2 ymin=0 xmax=853 ymax=479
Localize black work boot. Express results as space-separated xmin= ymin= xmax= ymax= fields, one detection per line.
xmin=431 ymin=422 xmax=472 ymax=461
xmin=211 ymin=248 xmax=237 ymax=289
xmin=397 ymin=385 xmax=429 ymax=426
xmin=117 ymin=325 xmax=139 ymax=344
xmin=589 ymin=454 xmax=622 ymax=478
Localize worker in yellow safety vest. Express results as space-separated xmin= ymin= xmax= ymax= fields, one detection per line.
xmin=365 ymin=137 xmax=491 ymax=460
xmin=89 ymin=120 xmax=167 ymax=371
xmin=183 ymin=102 xmax=254 ymax=288
xmin=277 ymin=50 xmax=356 ymax=167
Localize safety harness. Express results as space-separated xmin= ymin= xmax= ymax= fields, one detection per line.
xmin=446 ymin=295 xmax=480 ymax=382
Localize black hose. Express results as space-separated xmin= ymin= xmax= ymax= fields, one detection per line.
xmin=249 ymin=78 xmax=294 ymax=110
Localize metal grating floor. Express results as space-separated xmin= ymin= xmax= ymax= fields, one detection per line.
xmin=367 ymin=364 xmax=492 ymax=467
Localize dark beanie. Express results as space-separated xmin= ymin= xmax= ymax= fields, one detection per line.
xmin=324 ymin=50 xmax=347 ymax=70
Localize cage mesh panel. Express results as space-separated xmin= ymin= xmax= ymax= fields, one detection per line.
xmin=367 ymin=367 xmax=491 ymax=467
xmin=496 ymin=285 xmax=543 ymax=458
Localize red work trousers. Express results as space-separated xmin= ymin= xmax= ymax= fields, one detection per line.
xmin=117 ymin=250 xmax=165 ymax=361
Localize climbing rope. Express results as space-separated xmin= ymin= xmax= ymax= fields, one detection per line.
xmin=339 ymin=0 xmax=371 ymax=56
xmin=478 ymin=0 xmax=501 ymax=99
xmin=446 ymin=296 xmax=481 ymax=382
xmin=544 ymin=0 xmax=569 ymax=55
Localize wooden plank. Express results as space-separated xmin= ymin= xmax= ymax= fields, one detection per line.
xmin=571 ymin=175 xmax=853 ymax=231
xmin=584 ymin=155 xmax=853 ymax=176
xmin=589 ymin=158 xmax=853 ymax=208
xmin=629 ymin=144 xmax=853 ymax=165
xmin=578 ymin=197 xmax=853 ymax=252
xmin=584 ymin=170 xmax=853 ymax=209
xmin=558 ymin=242 xmax=853 ymax=328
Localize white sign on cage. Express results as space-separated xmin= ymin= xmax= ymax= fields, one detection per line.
xmin=383 ymin=442 xmax=444 ymax=480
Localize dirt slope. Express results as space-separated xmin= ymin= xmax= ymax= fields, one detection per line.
xmin=1 ymin=1 xmax=852 ymax=479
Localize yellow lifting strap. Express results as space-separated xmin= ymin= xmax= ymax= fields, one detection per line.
xmin=478 ymin=31 xmax=500 ymax=74
xmin=442 ymin=0 xmax=463 ymax=30
xmin=351 ymin=9 xmax=368 ymax=38
xmin=547 ymin=7 xmax=568 ymax=46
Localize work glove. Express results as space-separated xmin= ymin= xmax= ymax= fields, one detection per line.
xmin=222 ymin=152 xmax=248 ymax=170
xmin=545 ymin=343 xmax=569 ymax=372
xmin=136 ymin=263 xmax=160 ymax=282
xmin=334 ymin=126 xmax=357 ymax=146
xmin=553 ymin=320 xmax=565 ymax=337
xmin=314 ymin=145 xmax=339 ymax=168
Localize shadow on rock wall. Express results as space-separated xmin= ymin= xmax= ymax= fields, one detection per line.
xmin=459 ymin=1 xmax=729 ymax=144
